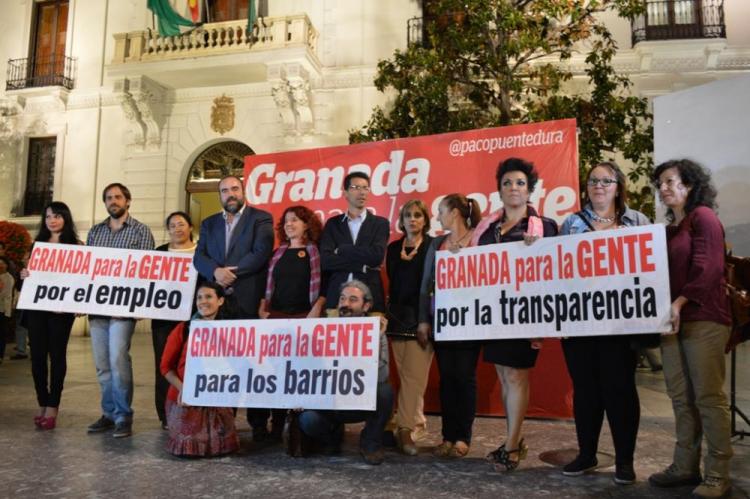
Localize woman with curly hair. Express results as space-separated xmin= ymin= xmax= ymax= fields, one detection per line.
xmin=259 ymin=205 xmax=326 ymax=320
xmin=647 ymin=159 xmax=733 ymax=499
xmin=257 ymin=205 xmax=326 ymax=440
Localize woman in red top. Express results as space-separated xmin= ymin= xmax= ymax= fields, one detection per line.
xmin=648 ymin=159 xmax=733 ymax=499
xmin=160 ymin=281 xmax=239 ymax=457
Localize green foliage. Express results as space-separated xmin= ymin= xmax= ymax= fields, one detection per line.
xmin=350 ymin=0 xmax=654 ymax=218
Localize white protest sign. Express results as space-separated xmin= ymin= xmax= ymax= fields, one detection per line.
xmin=434 ymin=224 xmax=672 ymax=340
xmin=182 ymin=317 xmax=381 ymax=410
xmin=17 ymin=242 xmax=197 ymax=321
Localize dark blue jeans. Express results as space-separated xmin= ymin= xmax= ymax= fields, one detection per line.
xmin=298 ymin=381 xmax=393 ymax=452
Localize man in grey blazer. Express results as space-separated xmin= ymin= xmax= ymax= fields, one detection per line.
xmin=193 ymin=175 xmax=276 ymax=441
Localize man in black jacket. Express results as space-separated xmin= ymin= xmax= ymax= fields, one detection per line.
xmin=319 ymin=172 xmax=389 ymax=314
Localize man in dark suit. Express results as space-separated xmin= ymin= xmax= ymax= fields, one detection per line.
xmin=193 ymin=175 xmax=274 ymax=319
xmin=320 ymin=171 xmax=389 ymax=314
xmin=193 ymin=175 xmax=276 ymax=441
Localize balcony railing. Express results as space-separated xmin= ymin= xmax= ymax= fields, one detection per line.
xmin=632 ymin=0 xmax=725 ymax=45
xmin=112 ymin=14 xmax=318 ymax=64
xmin=5 ymin=55 xmax=76 ymax=91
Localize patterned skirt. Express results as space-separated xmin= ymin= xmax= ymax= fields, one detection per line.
xmin=165 ymin=400 xmax=240 ymax=457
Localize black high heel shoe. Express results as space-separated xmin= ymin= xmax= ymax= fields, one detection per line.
xmin=486 ymin=438 xmax=528 ymax=471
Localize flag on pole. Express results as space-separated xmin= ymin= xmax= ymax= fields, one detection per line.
xmin=147 ymin=0 xmax=195 ymax=37
xmin=246 ymin=0 xmax=257 ymax=38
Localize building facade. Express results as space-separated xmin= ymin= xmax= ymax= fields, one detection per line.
xmin=1 ymin=0 xmax=749 ymax=244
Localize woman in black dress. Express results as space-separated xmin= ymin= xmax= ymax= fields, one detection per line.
xmin=473 ymin=158 xmax=558 ymax=470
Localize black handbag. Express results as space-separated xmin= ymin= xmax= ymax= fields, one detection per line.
xmin=385 ymin=302 xmax=418 ymax=339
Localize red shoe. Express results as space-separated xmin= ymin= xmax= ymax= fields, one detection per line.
xmin=39 ymin=416 xmax=56 ymax=430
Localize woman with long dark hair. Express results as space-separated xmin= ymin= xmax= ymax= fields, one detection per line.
xmin=418 ymin=193 xmax=481 ymax=458
xmin=648 ymin=159 xmax=733 ymax=498
xmin=20 ymin=201 xmax=80 ymax=430
xmin=559 ymin=161 xmax=650 ymax=484
xmin=152 ymin=211 xmax=196 ymax=429
xmin=161 ymin=281 xmax=240 ymax=457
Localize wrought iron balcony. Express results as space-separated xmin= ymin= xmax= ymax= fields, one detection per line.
xmin=5 ymin=55 xmax=76 ymax=91
xmin=632 ymin=0 xmax=725 ymax=45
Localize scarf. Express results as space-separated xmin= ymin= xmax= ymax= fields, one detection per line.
xmin=264 ymin=243 xmax=321 ymax=306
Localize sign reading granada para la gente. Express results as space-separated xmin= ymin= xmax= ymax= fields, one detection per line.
xmin=434 ymin=225 xmax=672 ymax=340
xmin=182 ymin=317 xmax=381 ymax=410
xmin=17 ymin=242 xmax=198 ymax=321
xmin=244 ymin=119 xmax=580 ymax=238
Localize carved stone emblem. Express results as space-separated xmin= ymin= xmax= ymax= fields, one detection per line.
xmin=211 ymin=94 xmax=235 ymax=135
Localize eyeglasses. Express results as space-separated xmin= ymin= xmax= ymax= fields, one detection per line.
xmin=348 ymin=185 xmax=370 ymax=192
xmin=587 ymin=178 xmax=618 ymax=187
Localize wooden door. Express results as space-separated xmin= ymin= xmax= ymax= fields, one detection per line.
xmin=30 ymin=0 xmax=68 ymax=84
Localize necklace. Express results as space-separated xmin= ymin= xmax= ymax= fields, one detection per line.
xmin=400 ymin=237 xmax=423 ymax=261
xmin=447 ymin=230 xmax=471 ymax=253
xmin=591 ymin=212 xmax=615 ymax=224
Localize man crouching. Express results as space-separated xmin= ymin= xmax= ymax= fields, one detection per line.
xmin=287 ymin=280 xmax=393 ymax=465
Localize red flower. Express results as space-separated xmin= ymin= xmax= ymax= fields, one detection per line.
xmin=0 ymin=221 xmax=32 ymax=266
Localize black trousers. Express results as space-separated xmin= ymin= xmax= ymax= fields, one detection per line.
xmin=152 ymin=321 xmax=178 ymax=425
xmin=562 ymin=336 xmax=640 ymax=465
xmin=434 ymin=343 xmax=481 ymax=444
xmin=0 ymin=314 xmax=7 ymax=358
xmin=27 ymin=311 xmax=75 ymax=408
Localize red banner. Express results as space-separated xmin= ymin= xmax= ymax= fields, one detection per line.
xmin=244 ymin=119 xmax=580 ymax=418
xmin=244 ymin=119 xmax=580 ymax=234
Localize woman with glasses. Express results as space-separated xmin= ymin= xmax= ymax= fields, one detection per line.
xmin=559 ymin=162 xmax=650 ymax=485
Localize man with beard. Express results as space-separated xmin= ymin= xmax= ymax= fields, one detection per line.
xmin=291 ymin=280 xmax=393 ymax=465
xmin=193 ymin=175 xmax=274 ymax=440
xmin=86 ymin=183 xmax=155 ymax=438
xmin=320 ymin=172 xmax=389 ymax=314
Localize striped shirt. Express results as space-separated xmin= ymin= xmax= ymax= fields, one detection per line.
xmin=86 ymin=214 xmax=155 ymax=250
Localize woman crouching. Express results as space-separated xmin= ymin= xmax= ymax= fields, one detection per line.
xmin=160 ymin=282 xmax=240 ymax=457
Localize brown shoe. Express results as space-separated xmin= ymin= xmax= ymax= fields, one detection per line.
xmin=360 ymin=447 xmax=385 ymax=465
xmin=283 ymin=411 xmax=303 ymax=457
xmin=649 ymin=464 xmax=701 ymax=488
xmin=692 ymin=476 xmax=731 ymax=498
xmin=397 ymin=428 xmax=418 ymax=456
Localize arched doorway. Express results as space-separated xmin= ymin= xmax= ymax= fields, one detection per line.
xmin=185 ymin=140 xmax=254 ymax=237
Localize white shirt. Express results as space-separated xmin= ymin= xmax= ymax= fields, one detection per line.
xmin=345 ymin=209 xmax=367 ymax=244
xmin=222 ymin=205 xmax=246 ymax=255
xmin=344 ymin=209 xmax=367 ymax=280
